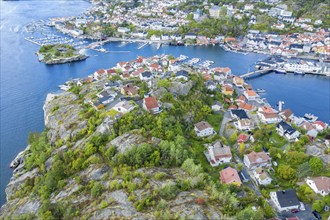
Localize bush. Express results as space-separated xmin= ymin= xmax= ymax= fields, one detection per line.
xmin=159 ymin=182 xmax=179 ymax=200
xmin=91 ymin=182 xmax=104 ymax=197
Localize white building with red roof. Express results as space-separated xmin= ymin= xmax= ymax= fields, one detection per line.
xmin=143 ymin=96 xmax=161 ymax=114
xmin=204 ymin=140 xmax=232 ymax=166
xmin=244 ymin=151 xmax=271 ymax=170
xmin=220 ymin=167 xmax=242 ymax=186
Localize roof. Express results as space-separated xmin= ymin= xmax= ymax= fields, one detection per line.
xmin=144 ymin=96 xmax=159 ymax=109
xmin=246 ymin=90 xmax=257 ymax=97
xmin=275 ymin=189 xmax=300 ymax=208
xmin=122 ymin=84 xmax=138 ymax=95
xmin=246 ymin=151 xmax=270 ymax=164
xmin=211 ymin=141 xmax=232 ymax=159
xmin=308 ymin=176 xmax=330 ymax=194
xmin=237 ymin=133 xmax=249 ymax=143
xmin=239 ymin=102 xmax=254 ymax=111
xmin=176 ymin=70 xmax=189 ymax=77
xmin=277 ymin=121 xmax=296 ymax=135
xmin=231 ymin=109 xmax=249 ymax=119
xmin=280 ymin=109 xmax=293 ymax=119
xmin=260 ymin=106 xmax=275 ymax=114
xmin=113 ymin=100 xmax=135 ymax=111
xmin=141 ymin=71 xmax=152 ymax=77
xmin=195 ymin=121 xmax=212 ymax=131
xmin=220 ymin=167 xmax=242 ymax=185
xmin=261 ymin=112 xmax=279 ymax=119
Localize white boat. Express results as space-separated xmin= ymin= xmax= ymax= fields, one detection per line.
xmin=256 ymin=89 xmax=266 ymax=93
xmin=275 ymin=68 xmax=286 ymax=74
xmin=304 ymin=113 xmax=318 ymax=122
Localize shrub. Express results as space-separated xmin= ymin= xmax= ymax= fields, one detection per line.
xmin=91 ymin=182 xmax=104 ymax=198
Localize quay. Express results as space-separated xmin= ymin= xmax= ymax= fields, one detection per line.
xmin=138 ymin=42 xmax=148 ymax=50
xmin=24 ymin=37 xmax=42 ymax=46
xmin=240 ymin=67 xmax=275 ymax=78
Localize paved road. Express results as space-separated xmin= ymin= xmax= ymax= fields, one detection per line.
xmin=219 ymin=111 xmax=231 ymax=136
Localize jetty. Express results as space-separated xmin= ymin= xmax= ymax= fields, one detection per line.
xmin=240 ymin=67 xmax=275 ymax=78
xmin=138 ymin=42 xmax=148 ymax=50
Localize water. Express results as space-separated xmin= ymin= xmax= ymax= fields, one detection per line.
xmin=1 ymin=0 xmax=329 ymax=206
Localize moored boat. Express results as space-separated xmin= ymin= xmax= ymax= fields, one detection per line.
xmin=294 ymin=71 xmax=305 ymax=75
xmin=304 ymin=113 xmax=318 ymax=122
xmin=275 ymin=68 xmax=286 ymax=74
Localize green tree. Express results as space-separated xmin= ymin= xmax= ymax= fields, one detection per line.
xmin=309 ymin=157 xmax=324 ymax=175
xmin=236 ymin=207 xmax=263 ymax=220
xmin=312 ymin=200 xmax=325 ymax=212
xmin=91 ymin=181 xmax=104 ymax=197
xmin=277 ymin=165 xmax=296 ymax=180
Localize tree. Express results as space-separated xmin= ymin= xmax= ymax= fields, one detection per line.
xmin=277 ymin=165 xmax=296 ymax=180
xmin=309 ymin=157 xmax=324 ymax=175
xmin=239 ymin=143 xmax=245 ymax=155
xmin=312 ymin=200 xmax=325 ymax=212
xmin=236 ymin=207 xmax=263 ymax=220
xmin=91 ymin=181 xmax=104 ymax=197
xmin=296 ymin=162 xmax=311 ymax=179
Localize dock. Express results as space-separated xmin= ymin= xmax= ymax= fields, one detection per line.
xmin=240 ymin=67 xmax=275 ymax=78
xmin=138 ymin=42 xmax=148 ymax=50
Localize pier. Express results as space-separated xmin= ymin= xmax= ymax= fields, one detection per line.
xmin=240 ymin=67 xmax=275 ymax=78
xmin=138 ymin=42 xmax=148 ymax=50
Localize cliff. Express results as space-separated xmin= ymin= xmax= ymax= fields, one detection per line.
xmin=0 ymin=82 xmax=227 ymax=219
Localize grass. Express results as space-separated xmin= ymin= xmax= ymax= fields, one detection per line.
xmin=206 ymin=113 xmax=223 ymax=132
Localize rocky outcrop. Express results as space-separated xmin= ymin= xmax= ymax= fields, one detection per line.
xmin=37 ymin=53 xmax=88 ymax=65
xmin=169 ymin=80 xmax=194 ymax=96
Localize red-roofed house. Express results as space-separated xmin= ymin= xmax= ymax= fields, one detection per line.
xmin=205 ymin=140 xmax=232 ymax=166
xmin=94 ymin=69 xmax=106 ymax=79
xmin=143 ymin=96 xmax=161 ymax=114
xmin=313 ymin=121 xmax=327 ymax=131
xmin=237 ymin=133 xmax=249 ymax=144
xmin=220 ymin=167 xmax=242 ymax=186
xmin=238 ymin=102 xmax=255 ymax=112
xmin=243 ymin=90 xmax=258 ymax=101
xmin=233 ymin=76 xmax=244 ymax=87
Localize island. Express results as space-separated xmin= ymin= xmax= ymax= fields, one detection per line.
xmin=36 ymin=44 xmax=88 ymax=64
xmin=1 ymin=55 xmax=329 ymax=219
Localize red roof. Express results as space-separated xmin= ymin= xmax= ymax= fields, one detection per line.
xmin=220 ymin=167 xmax=241 ymax=185
xmin=144 ymin=96 xmax=159 ymax=110
xmin=237 ymin=133 xmax=249 ymax=143
xmin=313 ymin=121 xmax=326 ymax=128
xmin=96 ymin=69 xmax=106 ymax=75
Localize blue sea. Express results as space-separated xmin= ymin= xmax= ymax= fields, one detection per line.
xmin=1 ymin=0 xmax=329 ymax=205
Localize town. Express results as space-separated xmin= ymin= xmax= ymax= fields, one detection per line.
xmin=51 ymin=54 xmax=330 ymax=219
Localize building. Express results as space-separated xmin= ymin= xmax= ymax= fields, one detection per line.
xmin=276 ymin=121 xmax=300 ymax=141
xmin=236 ymin=119 xmax=253 ymax=131
xmin=258 ymin=112 xmax=281 ymax=124
xmin=270 ymin=190 xmax=300 ymax=212
xmin=194 ymin=121 xmax=215 ymax=137
xmin=243 ymin=90 xmax=258 ymax=101
xmin=220 ymin=167 xmax=242 ymax=186
xmin=254 ymin=167 xmax=272 ymax=185
xmin=139 ymin=71 xmax=153 ymax=81
xmin=209 ymin=5 xmax=220 ymax=18
xmin=244 ymin=151 xmax=271 ymax=169
xmin=121 ymin=84 xmax=138 ymax=96
xmin=230 ymin=109 xmax=249 ymax=120
xmin=205 ymin=140 xmax=232 ymax=166
xmin=306 ymin=177 xmax=330 ymax=197
xmin=211 ymin=101 xmax=222 ymax=112
xmin=112 ymin=100 xmax=136 ymax=114
xmin=143 ymin=96 xmax=161 ymax=114
xmin=233 ymin=76 xmax=244 ymax=87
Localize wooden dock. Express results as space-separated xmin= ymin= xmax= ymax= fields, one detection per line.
xmin=240 ymin=67 xmax=275 ymax=78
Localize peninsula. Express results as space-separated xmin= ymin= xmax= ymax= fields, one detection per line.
xmin=36 ymin=44 xmax=88 ymax=64
xmin=1 ymin=55 xmax=329 ymax=219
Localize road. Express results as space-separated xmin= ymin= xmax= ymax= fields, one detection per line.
xmin=219 ymin=111 xmax=231 ymax=136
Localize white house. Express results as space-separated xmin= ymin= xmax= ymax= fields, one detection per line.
xmin=236 ymin=119 xmax=253 ymax=131
xmin=254 ymin=167 xmax=272 ymax=185
xmin=112 ymin=100 xmax=136 ymax=114
xmin=143 ymin=96 xmax=162 ymax=114
xmin=276 ymin=121 xmax=300 ymax=141
xmin=270 ymin=190 xmax=300 ymax=212
xmin=194 ymin=121 xmax=214 ymax=137
xmin=204 ymin=140 xmax=232 ymax=166
xmin=244 ymin=151 xmax=271 ymax=170
xmin=117 ymin=27 xmax=130 ymax=33
xmin=209 ymin=5 xmax=220 ymax=18
xmin=306 ymin=177 xmax=330 ymax=197
xmin=139 ymin=71 xmax=153 ymax=81
xmin=211 ymin=101 xmax=222 ymax=112
xmin=243 ymin=90 xmax=258 ymax=101
xmin=258 ymin=112 xmax=281 ymax=124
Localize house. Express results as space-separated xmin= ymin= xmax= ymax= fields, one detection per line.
xmin=306 ymin=177 xmax=330 ymax=197
xmin=220 ymin=167 xmax=242 ymax=186
xmin=237 ymin=133 xmax=249 ymax=144
xmin=94 ymin=69 xmax=106 ymax=79
xmin=222 ymin=84 xmax=234 ymax=96
xmin=270 ymin=190 xmax=300 ymax=212
xmin=209 ymin=5 xmax=220 ymax=18
xmin=194 ymin=121 xmax=214 ymax=137
xmin=143 ymin=96 xmax=161 ymax=114
xmin=236 ymin=119 xmax=253 ymax=131
xmin=276 ymin=121 xmax=300 ymax=141
xmin=112 ymin=100 xmax=136 ymax=114
xmin=233 ymin=76 xmax=244 ymax=87
xmin=238 ymin=102 xmax=255 ymax=112
xmin=313 ymin=121 xmax=327 ymax=131
xmin=185 ymin=33 xmax=197 ymax=40
xmin=244 ymin=151 xmax=271 ymax=169
xmin=175 ymin=70 xmax=189 ymax=81
xmin=230 ymin=109 xmax=249 ymax=120
xmin=117 ymin=27 xmax=130 ymax=34
xmin=205 ymin=140 xmax=232 ymax=166
xmin=258 ymin=112 xmax=281 ymax=124
xmin=279 ymin=109 xmax=294 ymax=121
xmin=139 ymin=71 xmax=153 ymax=81
xmin=211 ymin=101 xmax=222 ymax=112
xmin=254 ymin=167 xmax=272 ymax=185
xmin=214 ymin=72 xmax=227 ymax=81
xmin=98 ymin=96 xmax=114 ymax=105
xmin=121 ymin=84 xmax=138 ymax=96
xmin=205 ymin=81 xmax=217 ymax=90
xmin=243 ymin=90 xmax=258 ymax=101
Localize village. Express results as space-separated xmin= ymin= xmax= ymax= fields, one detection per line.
xmin=60 ymin=54 xmax=330 ymax=219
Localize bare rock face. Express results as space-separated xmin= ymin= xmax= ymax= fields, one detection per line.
xmin=108 ymin=132 xmax=148 ymax=154
xmin=43 ymin=92 xmax=86 ymax=144
xmin=169 ymin=80 xmax=194 ymax=96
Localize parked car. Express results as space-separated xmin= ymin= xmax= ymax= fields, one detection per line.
xmin=312 ymin=210 xmax=322 ymax=220
xmin=300 ymin=202 xmax=305 ymax=211
xmin=291 ymin=209 xmax=299 ymax=213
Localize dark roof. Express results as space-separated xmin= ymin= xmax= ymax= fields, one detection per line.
xmin=231 ymin=109 xmax=249 ymax=120
xmin=141 ymin=71 xmax=152 ymax=77
xmin=290 ymin=44 xmax=304 ymax=49
xmin=275 ymin=190 xmax=300 ymax=208
xmin=98 ymin=96 xmax=112 ymax=103
xmin=269 ymin=41 xmax=281 ymax=46
xmin=176 ymin=70 xmax=189 ymax=77
xmin=277 ymin=121 xmax=296 ymax=135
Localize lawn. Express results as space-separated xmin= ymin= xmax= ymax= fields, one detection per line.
xmin=206 ymin=113 xmax=223 ymax=132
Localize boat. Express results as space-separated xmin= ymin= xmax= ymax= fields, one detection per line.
xmin=294 ymin=71 xmax=305 ymax=75
xmin=275 ymin=68 xmax=287 ymax=74
xmin=304 ymin=113 xmax=318 ymax=122
xmin=256 ymin=89 xmax=266 ymax=93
